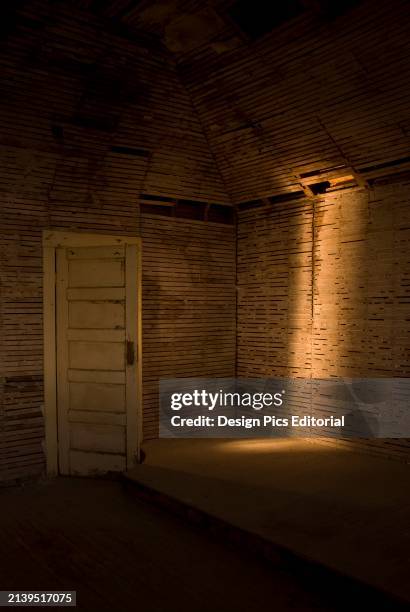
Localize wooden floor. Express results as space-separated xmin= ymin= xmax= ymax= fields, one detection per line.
xmin=0 ymin=476 xmax=398 ymax=612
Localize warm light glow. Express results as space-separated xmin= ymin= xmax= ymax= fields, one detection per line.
xmin=216 ymin=438 xmax=345 ymax=453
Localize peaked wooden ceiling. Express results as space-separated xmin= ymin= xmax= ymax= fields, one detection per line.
xmin=71 ymin=0 xmax=410 ymax=202
xmin=4 ymin=0 xmax=410 ymax=204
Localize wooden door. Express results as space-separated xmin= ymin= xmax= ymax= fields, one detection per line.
xmin=55 ymin=241 xmax=140 ymax=475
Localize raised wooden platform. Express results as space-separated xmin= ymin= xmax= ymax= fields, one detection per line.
xmin=126 ymin=438 xmax=410 ymax=605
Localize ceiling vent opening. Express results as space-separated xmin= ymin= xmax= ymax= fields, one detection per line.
xmin=207 ymin=204 xmax=235 ymax=224
xmin=308 ymin=174 xmax=356 ymax=195
xmin=228 ymin=0 xmax=305 ymax=40
xmin=308 ymin=181 xmax=331 ymax=195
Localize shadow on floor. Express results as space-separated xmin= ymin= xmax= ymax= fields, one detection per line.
xmin=1 ymin=476 xmax=406 ymax=611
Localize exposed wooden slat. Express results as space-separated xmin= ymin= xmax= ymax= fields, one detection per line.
xmin=237 ymin=181 xmax=410 ymax=461
xmin=140 ymin=214 xmax=236 ymax=440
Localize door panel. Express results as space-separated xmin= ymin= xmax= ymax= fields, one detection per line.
xmin=56 ymin=242 xmax=139 ymax=476
xmin=69 ymin=341 xmax=125 ymax=370
xmin=67 ymin=246 xmax=125 ymax=260
xmin=68 ymin=259 xmax=124 ymax=287
xmin=67 ymin=329 xmax=125 ymax=342
xmin=69 ymin=301 xmax=125 ymax=329
xmin=67 ymin=287 xmax=125 ymax=300
xmin=68 ymin=370 xmax=125 ymax=384
xmin=69 ymin=382 xmax=125 ymax=413
xmin=68 ymin=411 xmax=126 ymax=426
xmin=70 ymin=423 xmax=126 ymax=454
xmin=70 ymin=450 xmax=126 ymax=474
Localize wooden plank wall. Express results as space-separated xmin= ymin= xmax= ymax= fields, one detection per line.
xmin=178 ymin=0 xmax=410 ymax=203
xmin=141 ymin=214 xmax=236 ymax=439
xmin=237 ymin=200 xmax=313 ymax=378
xmin=0 ymin=0 xmax=233 ymax=481
xmin=238 ymin=182 xmax=410 ymax=461
xmin=0 ymin=207 xmax=236 ymax=482
xmin=313 ymin=185 xmax=410 ymax=380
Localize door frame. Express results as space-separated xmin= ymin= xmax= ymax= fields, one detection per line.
xmin=42 ymin=230 xmax=142 ymax=476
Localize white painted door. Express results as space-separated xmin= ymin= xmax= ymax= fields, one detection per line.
xmin=56 ymin=242 xmax=140 ymax=476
